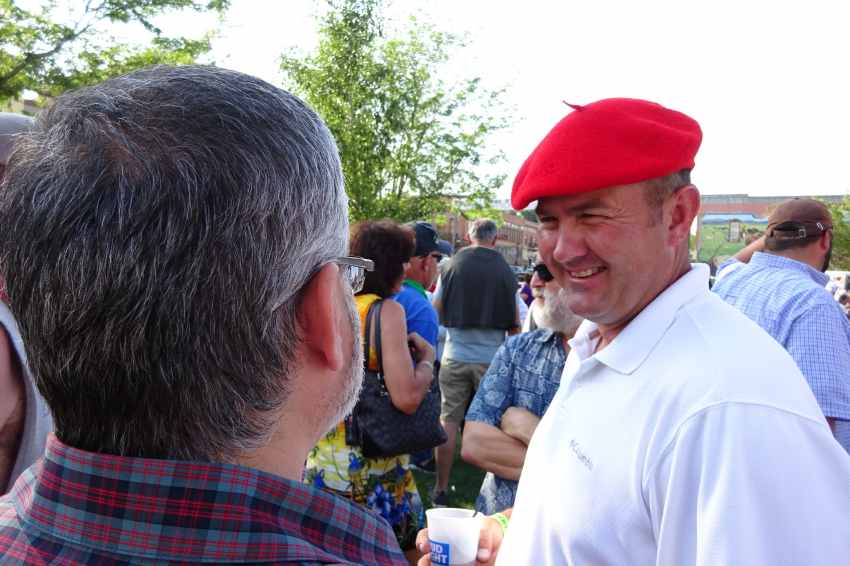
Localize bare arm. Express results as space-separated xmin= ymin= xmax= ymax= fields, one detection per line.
xmin=461 ymin=421 xmax=526 ymax=481
xmin=500 ymin=406 xmax=541 ymax=446
xmin=377 ymin=299 xmax=435 ymax=415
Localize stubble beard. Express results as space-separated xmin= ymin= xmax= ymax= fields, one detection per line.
xmin=324 ymin=293 xmax=364 ymax=432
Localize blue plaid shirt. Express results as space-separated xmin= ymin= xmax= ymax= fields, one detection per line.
xmin=713 ymin=252 xmax=850 ymax=453
xmin=465 ymin=329 xmax=567 ymax=514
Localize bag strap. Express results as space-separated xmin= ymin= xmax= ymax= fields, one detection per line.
xmin=363 ymin=299 xmax=384 ymax=374
xmin=373 ymin=300 xmax=384 ymax=372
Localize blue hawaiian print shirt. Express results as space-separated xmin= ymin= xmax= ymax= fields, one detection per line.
xmin=465 ymin=329 xmax=567 ymax=514
xmin=713 ymin=252 xmax=850 ymax=454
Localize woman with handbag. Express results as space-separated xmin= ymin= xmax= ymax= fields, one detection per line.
xmin=305 ymin=220 xmax=437 ymax=555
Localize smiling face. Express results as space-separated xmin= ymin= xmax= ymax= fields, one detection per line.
xmin=535 ymin=182 xmax=695 ymax=340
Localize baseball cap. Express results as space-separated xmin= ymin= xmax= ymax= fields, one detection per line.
xmin=766 ymin=198 xmax=832 ymax=241
xmin=436 ymin=239 xmax=453 ymax=256
xmin=409 ymin=222 xmax=440 ymax=256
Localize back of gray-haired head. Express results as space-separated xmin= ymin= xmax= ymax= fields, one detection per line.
xmin=469 ymin=218 xmax=498 ymax=243
xmin=0 ymin=112 xmax=34 ymax=166
xmin=0 ymin=65 xmax=348 ymax=461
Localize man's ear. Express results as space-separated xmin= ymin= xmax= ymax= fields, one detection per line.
xmin=667 ymin=184 xmax=700 ymax=246
xmin=819 ymin=230 xmax=832 ymax=252
xmin=406 ymin=257 xmax=419 ymax=275
xmin=297 ymin=263 xmax=346 ymax=372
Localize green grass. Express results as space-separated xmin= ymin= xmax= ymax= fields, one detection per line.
xmin=412 ymin=441 xmax=486 ymax=510
xmin=697 ymin=223 xmax=764 ymax=263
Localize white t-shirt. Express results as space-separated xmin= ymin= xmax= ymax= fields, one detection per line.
xmin=498 ymin=264 xmax=850 ymax=566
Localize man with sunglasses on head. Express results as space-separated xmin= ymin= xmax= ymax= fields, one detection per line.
xmin=0 ymin=65 xmax=405 ymax=565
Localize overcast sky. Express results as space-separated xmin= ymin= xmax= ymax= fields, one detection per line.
xmin=155 ymin=0 xmax=850 ymax=202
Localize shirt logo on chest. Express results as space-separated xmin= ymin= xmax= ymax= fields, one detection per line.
xmin=569 ymin=438 xmax=594 ymax=471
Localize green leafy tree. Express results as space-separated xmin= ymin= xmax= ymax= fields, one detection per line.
xmin=280 ymin=0 xmax=508 ymax=222
xmin=824 ymin=198 xmax=850 ymax=270
xmin=0 ymin=0 xmax=228 ymax=105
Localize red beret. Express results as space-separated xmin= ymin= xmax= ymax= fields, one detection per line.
xmin=511 ymin=98 xmax=702 ymax=210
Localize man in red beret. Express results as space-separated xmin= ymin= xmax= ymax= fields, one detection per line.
xmin=417 ymin=98 xmax=850 ymax=565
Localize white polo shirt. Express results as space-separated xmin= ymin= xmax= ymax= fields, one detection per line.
xmin=498 ymin=264 xmax=850 ymax=565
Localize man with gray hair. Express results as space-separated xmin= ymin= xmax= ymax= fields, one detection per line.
xmin=432 ymin=218 xmax=519 ymax=505
xmin=0 ymin=66 xmax=405 ymax=565
xmin=0 ymin=112 xmax=53 ymax=496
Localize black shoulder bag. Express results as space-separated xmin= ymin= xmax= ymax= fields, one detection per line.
xmin=345 ymin=299 xmax=447 ymax=458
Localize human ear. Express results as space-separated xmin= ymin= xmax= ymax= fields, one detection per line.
xmin=820 ymin=230 xmax=832 ymax=252
xmin=667 ymin=185 xmax=700 ymax=246
xmin=297 ymin=263 xmax=346 ymax=372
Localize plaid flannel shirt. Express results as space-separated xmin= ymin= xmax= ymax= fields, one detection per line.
xmin=0 ymin=436 xmax=406 ymax=565
xmin=713 ymin=252 xmax=850 ymax=453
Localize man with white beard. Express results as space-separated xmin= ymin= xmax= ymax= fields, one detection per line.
xmin=461 ymin=268 xmax=582 ymax=514
xmin=522 ymin=263 xmax=553 ymax=332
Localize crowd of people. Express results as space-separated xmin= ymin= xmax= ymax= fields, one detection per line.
xmin=0 ymin=65 xmax=849 ymax=566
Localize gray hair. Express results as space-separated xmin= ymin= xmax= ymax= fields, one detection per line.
xmin=643 ymin=168 xmax=692 ymax=224
xmin=0 ymin=113 xmax=33 ymax=178
xmin=0 ymin=65 xmax=348 ymax=461
xmin=469 ymin=218 xmax=498 ymax=243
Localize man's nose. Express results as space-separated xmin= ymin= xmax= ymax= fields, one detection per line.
xmin=551 ymin=221 xmax=587 ymax=264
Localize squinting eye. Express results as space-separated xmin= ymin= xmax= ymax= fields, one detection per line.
xmin=580 ymin=213 xmax=605 ymax=221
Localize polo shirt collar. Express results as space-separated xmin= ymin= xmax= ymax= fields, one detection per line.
xmin=569 ymin=264 xmax=710 ymax=375
xmin=404 ymin=279 xmax=427 ymax=298
xmin=749 ymin=251 xmax=829 ymax=286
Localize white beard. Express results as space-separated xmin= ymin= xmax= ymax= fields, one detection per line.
xmin=538 ymin=287 xmax=583 ymax=337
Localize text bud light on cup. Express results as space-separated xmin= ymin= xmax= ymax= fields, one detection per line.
xmin=430 ymin=540 xmax=451 ymax=565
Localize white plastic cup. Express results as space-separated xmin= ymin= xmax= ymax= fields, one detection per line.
xmin=426 ymin=507 xmax=483 ymax=566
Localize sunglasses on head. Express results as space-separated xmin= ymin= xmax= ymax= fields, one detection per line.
xmin=533 ymin=263 xmax=554 ymax=282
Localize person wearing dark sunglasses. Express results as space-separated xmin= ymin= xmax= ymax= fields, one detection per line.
xmin=522 ymin=263 xmax=554 ymax=332
xmin=395 ymin=222 xmax=444 ymax=349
